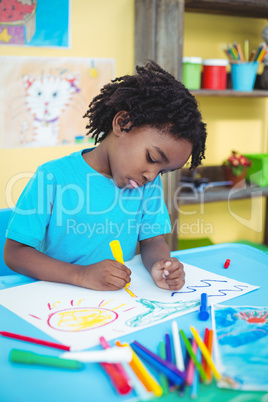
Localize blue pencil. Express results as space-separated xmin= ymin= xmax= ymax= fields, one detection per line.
xmin=165 ymin=333 xmax=173 ymax=387
xmin=130 ymin=341 xmax=185 ymax=386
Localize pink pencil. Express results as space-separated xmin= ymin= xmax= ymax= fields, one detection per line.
xmin=0 ymin=331 xmax=71 ymax=351
xmin=186 ymin=338 xmax=197 ymax=386
xmin=99 ymin=336 xmax=132 ymax=390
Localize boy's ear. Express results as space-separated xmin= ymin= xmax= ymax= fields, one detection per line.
xmin=112 ymin=110 xmax=132 ymax=136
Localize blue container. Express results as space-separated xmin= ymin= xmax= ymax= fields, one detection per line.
xmin=231 ymin=61 xmax=259 ymax=91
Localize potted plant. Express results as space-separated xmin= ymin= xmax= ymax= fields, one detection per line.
xmin=223 ymin=151 xmax=252 ymax=187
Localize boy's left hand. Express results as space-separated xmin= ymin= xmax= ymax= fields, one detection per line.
xmin=150 ymin=257 xmax=185 ymax=291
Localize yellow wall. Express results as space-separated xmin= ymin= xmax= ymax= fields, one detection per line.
xmin=0 ymin=4 xmax=267 ymax=245
xmin=180 ymin=13 xmax=268 ymax=244
xmin=0 ymin=0 xmax=135 ymax=209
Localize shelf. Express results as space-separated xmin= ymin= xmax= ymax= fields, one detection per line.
xmin=178 ymin=184 xmax=268 ymax=205
xmin=190 ymin=89 xmax=268 ymax=97
xmin=185 ymin=0 xmax=268 ymax=18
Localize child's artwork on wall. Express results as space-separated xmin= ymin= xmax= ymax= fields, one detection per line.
xmin=0 ymin=255 xmax=258 ymax=351
xmin=213 ymin=304 xmax=268 ymax=391
xmin=0 ymin=0 xmax=70 ymax=48
xmin=0 ymin=56 xmax=115 ymax=148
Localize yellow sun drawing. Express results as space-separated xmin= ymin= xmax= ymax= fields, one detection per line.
xmin=29 ymin=298 xmax=136 ymax=332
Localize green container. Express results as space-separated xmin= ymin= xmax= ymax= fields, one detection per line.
xmin=182 ymin=57 xmax=202 ymax=90
xmin=245 ymin=153 xmax=268 ymax=187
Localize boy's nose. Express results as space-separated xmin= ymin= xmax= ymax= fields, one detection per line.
xmin=143 ymin=168 xmax=159 ymax=184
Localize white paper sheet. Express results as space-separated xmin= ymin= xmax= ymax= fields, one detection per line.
xmin=0 ymin=255 xmax=258 ymax=350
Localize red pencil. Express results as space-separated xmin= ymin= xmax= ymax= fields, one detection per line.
xmin=0 ymin=331 xmax=71 ymax=351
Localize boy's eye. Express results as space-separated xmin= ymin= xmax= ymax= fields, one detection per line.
xmin=146 ymin=151 xmax=156 ymax=163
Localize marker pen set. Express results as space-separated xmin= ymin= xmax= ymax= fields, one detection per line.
xmin=3 ymin=291 xmax=220 ymax=399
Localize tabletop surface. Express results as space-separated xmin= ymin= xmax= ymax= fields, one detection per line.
xmin=0 ymin=243 xmax=267 ymax=402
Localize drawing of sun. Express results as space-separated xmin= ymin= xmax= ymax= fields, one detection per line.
xmin=234 ymin=310 xmax=268 ymax=324
xmin=47 ymin=307 xmax=119 ymax=332
xmin=29 ymin=298 xmax=136 ymax=332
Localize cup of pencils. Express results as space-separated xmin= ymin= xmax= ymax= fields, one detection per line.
xmin=223 ymin=41 xmax=267 ymax=91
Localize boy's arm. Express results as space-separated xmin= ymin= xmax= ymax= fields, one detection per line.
xmin=140 ymin=235 xmax=185 ymax=291
xmin=4 ymin=239 xmax=131 ymax=291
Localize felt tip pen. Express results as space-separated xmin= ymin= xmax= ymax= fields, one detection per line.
xmin=198 ymin=293 xmax=209 ymax=321
xmin=179 ymin=329 xmax=208 ymax=383
xmin=190 ymin=326 xmax=221 ymax=381
xmin=116 ymin=340 xmax=163 ymax=397
xmin=130 ymin=341 xmax=185 ymax=386
xmin=9 ymin=349 xmax=83 ymax=370
xmin=99 ymin=336 xmax=132 ymax=390
xmin=100 ymin=361 xmax=132 ymax=395
xmin=0 ymin=331 xmax=71 ymax=351
xmin=109 ymin=240 xmax=136 ymax=298
xmin=60 ymin=346 xmax=133 ymax=363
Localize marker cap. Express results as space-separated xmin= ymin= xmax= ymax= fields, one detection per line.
xmin=198 ymin=293 xmax=209 ymax=321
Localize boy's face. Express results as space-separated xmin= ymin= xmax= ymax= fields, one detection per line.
xmin=109 ymin=124 xmax=193 ymax=189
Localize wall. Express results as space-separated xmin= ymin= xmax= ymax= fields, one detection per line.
xmin=1 ymin=3 xmax=267 ymax=245
xmin=179 ymin=13 xmax=268 ymax=244
xmin=0 ymin=0 xmax=135 ymax=209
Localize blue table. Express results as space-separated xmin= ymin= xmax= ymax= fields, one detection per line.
xmin=0 ymin=244 xmax=267 ymax=402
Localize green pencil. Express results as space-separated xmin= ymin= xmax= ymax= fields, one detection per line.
xmin=158 ymin=340 xmax=169 ymax=395
xmin=9 ymin=349 xmax=84 ymax=370
xmin=179 ymin=330 xmax=208 ymax=383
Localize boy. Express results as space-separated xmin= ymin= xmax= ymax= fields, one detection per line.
xmin=4 ymin=61 xmax=207 ymax=291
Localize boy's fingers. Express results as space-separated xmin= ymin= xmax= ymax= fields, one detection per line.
xmin=167 ymin=266 xmax=185 ymax=280
xmin=166 ymin=279 xmax=185 ymax=291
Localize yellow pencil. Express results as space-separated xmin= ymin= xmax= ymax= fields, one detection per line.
xmin=190 ymin=326 xmax=221 ymax=381
xmin=244 ymin=39 xmax=249 ymax=62
xmin=109 ymin=240 xmax=136 ymax=298
xmin=116 ymin=341 xmax=163 ymax=397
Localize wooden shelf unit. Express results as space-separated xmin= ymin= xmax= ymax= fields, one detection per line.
xmin=135 ymin=0 xmax=268 ymax=250
xmin=191 ymin=89 xmax=268 ymax=97
xmin=185 ymin=0 xmax=268 ymax=18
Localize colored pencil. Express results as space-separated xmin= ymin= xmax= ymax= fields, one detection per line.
xmin=179 ymin=329 xmax=207 ymax=383
xmin=0 ymin=331 xmax=71 ymax=351
xmin=186 ymin=338 xmax=197 ymax=386
xmin=116 ymin=341 xmax=163 ymax=397
xmin=120 ymin=360 xmax=152 ymax=401
xmin=165 ymin=332 xmax=173 ymax=387
xmin=190 ymin=326 xmax=221 ymax=381
xmin=205 ymin=329 xmax=214 ymax=382
xmin=190 ymin=346 xmax=201 ymax=399
xmin=99 ymin=336 xmax=131 ymax=390
xmin=130 ymin=341 xmax=185 ymax=386
xmin=202 ymin=328 xmax=209 ymax=372
xmin=9 ymin=349 xmax=83 ymax=370
xmin=244 ymin=39 xmax=249 ymax=62
xmin=158 ymin=340 xmax=169 ymax=395
xmin=100 ymin=361 xmax=132 ymax=394
xmin=109 ymin=240 xmax=136 ymax=298
xmin=172 ymin=321 xmax=185 ymax=372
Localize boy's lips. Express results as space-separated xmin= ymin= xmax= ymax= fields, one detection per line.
xmin=128 ymin=179 xmax=139 ymax=189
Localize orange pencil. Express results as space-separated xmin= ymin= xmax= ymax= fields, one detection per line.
xmin=202 ymin=328 xmax=209 ymax=372
xmin=236 ymin=42 xmax=245 ymax=62
xmin=115 ymin=340 xmax=163 ymax=396
xmin=205 ymin=329 xmax=214 ymax=382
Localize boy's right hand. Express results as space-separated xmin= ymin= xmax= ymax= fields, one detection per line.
xmin=77 ymin=260 xmax=132 ymax=291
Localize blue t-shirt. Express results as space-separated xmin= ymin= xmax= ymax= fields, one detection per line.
xmin=6 ymin=149 xmax=171 ymax=265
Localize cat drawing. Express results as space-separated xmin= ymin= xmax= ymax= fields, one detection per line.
xmin=21 ymin=73 xmax=80 ymax=147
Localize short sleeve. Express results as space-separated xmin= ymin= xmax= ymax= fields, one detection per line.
xmin=6 ymin=166 xmax=56 ymax=250
xmin=138 ymin=175 xmax=171 ymax=241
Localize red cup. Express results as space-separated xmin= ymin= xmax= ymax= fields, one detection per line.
xmin=202 ymin=59 xmax=229 ymax=90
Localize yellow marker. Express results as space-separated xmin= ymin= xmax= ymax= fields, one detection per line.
xmin=190 ymin=326 xmax=221 ymax=381
xmin=109 ymin=240 xmax=136 ymax=298
xmin=116 ymin=341 xmax=163 ymax=397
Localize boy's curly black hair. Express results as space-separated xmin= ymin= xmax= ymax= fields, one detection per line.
xmin=84 ymin=60 xmax=207 ymax=169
